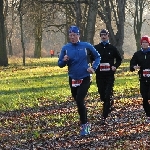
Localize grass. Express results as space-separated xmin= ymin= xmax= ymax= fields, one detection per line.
xmin=0 ymin=57 xmax=139 ymax=111
xmin=0 ymin=58 xmax=70 ymax=111
xmin=1 ymin=57 xmax=150 ymax=149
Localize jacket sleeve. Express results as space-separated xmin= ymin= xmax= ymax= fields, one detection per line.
xmin=114 ymin=47 xmax=122 ymax=69
xmin=58 ymin=46 xmax=67 ymax=68
xmin=130 ymin=52 xmax=138 ymax=72
xmin=88 ymin=44 xmax=101 ymax=71
xmin=86 ymin=48 xmax=95 ymax=65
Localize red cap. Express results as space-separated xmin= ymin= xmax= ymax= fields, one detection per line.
xmin=140 ymin=35 xmax=150 ymax=45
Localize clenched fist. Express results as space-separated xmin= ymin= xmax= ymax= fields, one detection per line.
xmin=133 ymin=66 xmax=140 ymax=70
xmin=87 ymin=67 xmax=95 ymax=74
xmin=63 ymin=55 xmax=69 ymax=61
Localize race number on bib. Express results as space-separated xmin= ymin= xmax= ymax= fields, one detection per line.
xmin=100 ymin=63 xmax=110 ymax=71
xmin=72 ymin=79 xmax=83 ymax=87
xmin=143 ymin=69 xmax=150 ymax=77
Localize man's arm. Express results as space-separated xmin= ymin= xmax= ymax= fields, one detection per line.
xmin=130 ymin=53 xmax=139 ymax=71
xmin=88 ymin=44 xmax=101 ymax=71
xmin=114 ymin=47 xmax=122 ymax=69
xmin=58 ymin=47 xmax=68 ymax=68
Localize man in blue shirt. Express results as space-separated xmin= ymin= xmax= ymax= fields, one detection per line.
xmin=58 ymin=25 xmax=100 ymax=136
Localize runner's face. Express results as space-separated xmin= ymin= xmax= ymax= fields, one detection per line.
xmin=100 ymin=33 xmax=109 ymax=42
xmin=69 ymin=32 xmax=80 ymax=43
xmin=141 ymin=40 xmax=149 ymax=49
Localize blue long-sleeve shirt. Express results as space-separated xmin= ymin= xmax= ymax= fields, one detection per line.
xmin=58 ymin=41 xmax=101 ymax=80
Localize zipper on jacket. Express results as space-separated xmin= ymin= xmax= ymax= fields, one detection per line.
xmin=145 ymin=54 xmax=146 ymax=59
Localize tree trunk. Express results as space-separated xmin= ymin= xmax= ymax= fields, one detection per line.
xmin=20 ymin=12 xmax=25 ymax=65
xmin=133 ymin=0 xmax=145 ymax=51
xmin=84 ymin=0 xmax=98 ymax=44
xmin=0 ymin=0 xmax=8 ymax=66
xmin=18 ymin=0 xmax=26 ymax=65
xmin=5 ymin=15 xmax=13 ymax=56
xmin=113 ymin=0 xmax=125 ymax=58
xmin=34 ymin=4 xmax=42 ymax=58
xmin=135 ymin=32 xmax=141 ymax=51
xmin=4 ymin=0 xmax=13 ymax=56
xmin=74 ymin=0 xmax=84 ymax=40
xmin=34 ymin=22 xmax=42 ymax=58
xmin=7 ymin=38 xmax=13 ymax=56
xmin=75 ymin=0 xmax=82 ymax=28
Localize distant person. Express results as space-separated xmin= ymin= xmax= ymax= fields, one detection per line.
xmin=57 ymin=52 xmax=60 ymax=58
xmin=130 ymin=35 xmax=150 ymax=124
xmin=58 ymin=25 xmax=100 ymax=136
xmin=94 ymin=29 xmax=122 ymax=125
xmin=50 ymin=50 xmax=54 ymax=58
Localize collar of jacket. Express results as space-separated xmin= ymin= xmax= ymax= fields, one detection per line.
xmin=71 ymin=41 xmax=80 ymax=45
xmin=100 ymin=40 xmax=109 ymax=45
xmin=100 ymin=42 xmax=109 ymax=46
xmin=141 ymin=47 xmax=150 ymax=53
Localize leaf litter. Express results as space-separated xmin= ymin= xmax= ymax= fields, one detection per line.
xmin=0 ymin=96 xmax=150 ymax=150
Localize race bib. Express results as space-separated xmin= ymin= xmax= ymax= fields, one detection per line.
xmin=143 ymin=69 xmax=150 ymax=77
xmin=100 ymin=63 xmax=110 ymax=71
xmin=72 ymin=79 xmax=83 ymax=87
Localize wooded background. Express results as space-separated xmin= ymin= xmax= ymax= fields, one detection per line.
xmin=0 ymin=0 xmax=150 ymax=66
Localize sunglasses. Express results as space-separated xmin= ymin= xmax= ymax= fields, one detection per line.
xmin=100 ymin=34 xmax=107 ymax=36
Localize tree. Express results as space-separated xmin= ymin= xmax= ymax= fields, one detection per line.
xmin=98 ymin=0 xmax=126 ymax=58
xmin=41 ymin=0 xmax=97 ymax=43
xmin=18 ymin=0 xmax=26 ymax=65
xmin=0 ymin=0 xmax=8 ymax=66
xmin=4 ymin=0 xmax=14 ymax=56
xmin=33 ymin=1 xmax=42 ymax=58
xmin=126 ymin=0 xmax=149 ymax=51
xmin=26 ymin=0 xmax=58 ymax=58
xmin=84 ymin=0 xmax=98 ymax=44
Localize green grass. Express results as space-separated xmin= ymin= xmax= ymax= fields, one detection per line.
xmin=1 ymin=58 xmax=147 ymax=149
xmin=0 ymin=57 xmax=139 ymax=111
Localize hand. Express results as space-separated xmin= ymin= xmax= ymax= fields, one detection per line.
xmin=92 ymin=61 xmax=95 ymax=65
xmin=133 ymin=66 xmax=140 ymax=70
xmin=63 ymin=55 xmax=69 ymax=61
xmin=87 ymin=67 xmax=95 ymax=74
xmin=111 ymin=66 xmax=116 ymax=71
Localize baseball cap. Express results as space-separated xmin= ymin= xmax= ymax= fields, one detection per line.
xmin=69 ymin=26 xmax=80 ymax=34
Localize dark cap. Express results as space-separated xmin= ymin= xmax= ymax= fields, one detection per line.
xmin=100 ymin=29 xmax=109 ymax=35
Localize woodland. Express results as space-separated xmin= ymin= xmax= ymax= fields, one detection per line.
xmin=0 ymin=1 xmax=150 ymax=149
xmin=0 ymin=0 xmax=150 ymax=66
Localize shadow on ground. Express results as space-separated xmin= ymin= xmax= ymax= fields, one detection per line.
xmin=0 ymin=95 xmax=150 ymax=149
